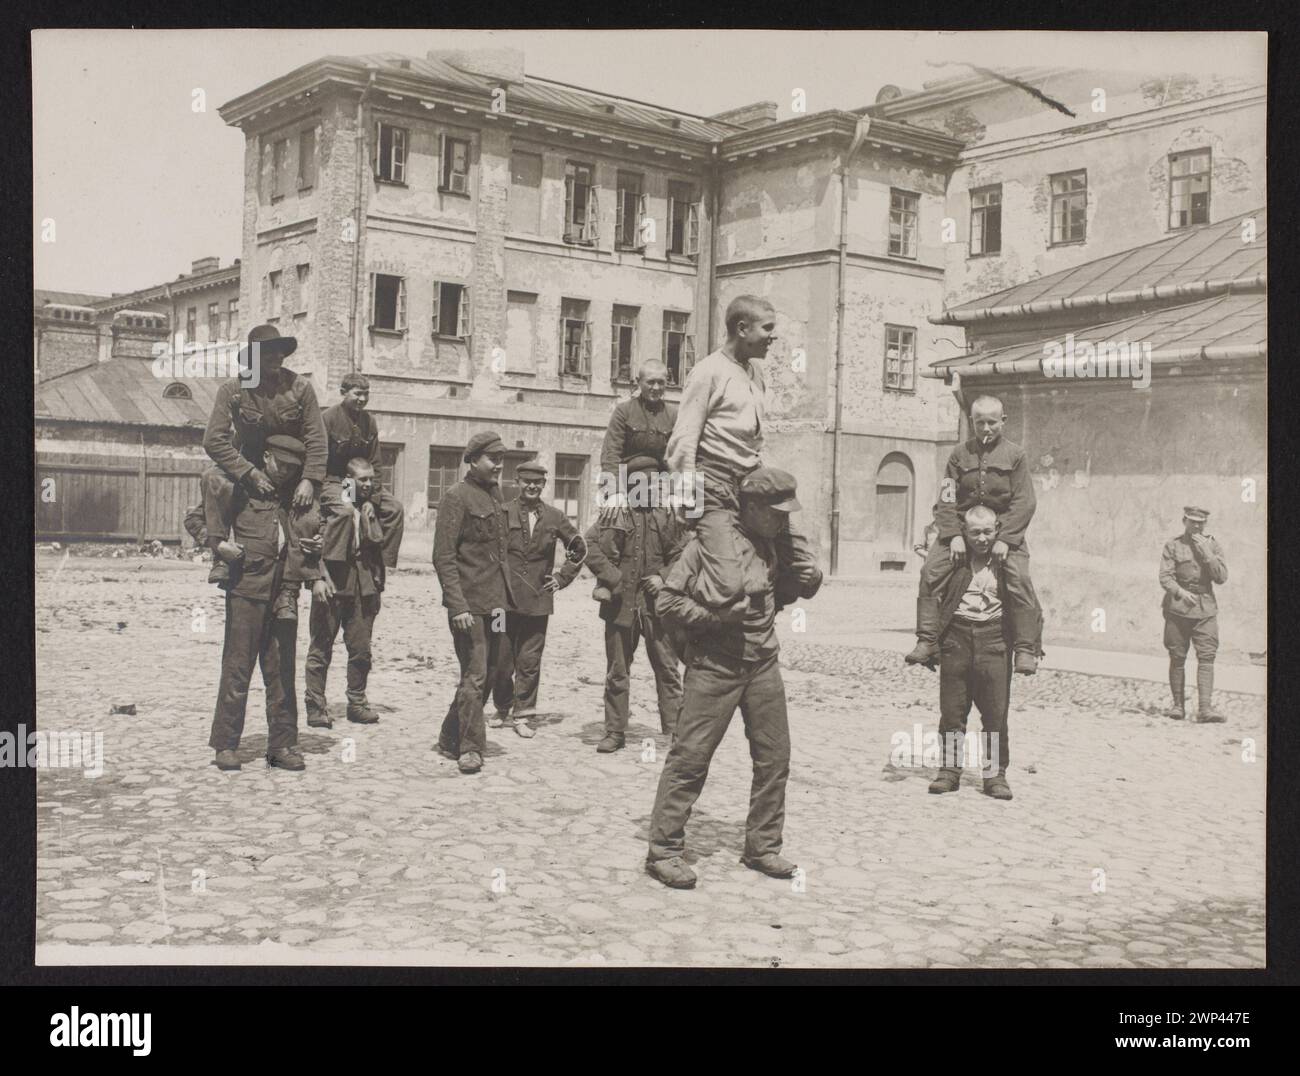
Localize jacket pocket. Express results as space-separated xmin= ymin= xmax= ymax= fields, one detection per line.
xmin=466 ymin=507 xmax=497 ymax=543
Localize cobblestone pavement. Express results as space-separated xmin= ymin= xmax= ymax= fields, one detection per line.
xmin=33 ymin=555 xmax=1266 ymax=967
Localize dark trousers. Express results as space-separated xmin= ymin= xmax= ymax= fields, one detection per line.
xmin=938 ymin=618 xmax=1011 ymax=775
xmin=604 ymin=611 xmax=683 ymax=736
xmin=438 ymin=612 xmax=502 ymax=757
xmin=321 ymin=478 xmax=405 ymax=569
xmin=920 ymin=538 xmax=1041 ymax=654
xmin=305 ymin=592 xmax=379 ymax=714
xmin=491 ymin=612 xmax=549 ymax=714
xmin=648 ymin=651 xmax=791 ymax=861
xmin=209 ymin=593 xmax=298 ymax=753
xmin=1164 ymin=613 xmax=1219 ymax=709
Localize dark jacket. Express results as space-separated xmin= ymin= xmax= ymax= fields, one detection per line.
xmin=433 ymin=474 xmax=513 ymax=617
xmin=503 ymin=498 xmax=580 ymax=617
xmin=204 ymin=368 xmax=328 ymax=485
xmin=558 ymin=506 xmax=687 ymax=629
xmin=601 ymin=396 xmax=678 ymax=478
xmin=656 ymin=528 xmax=823 ymax=666
xmin=934 ymin=436 xmax=1036 ymax=549
xmin=220 ymin=485 xmax=322 ymax=602
xmin=322 ymin=403 xmax=381 ymax=479
xmin=322 ymin=501 xmax=386 ymax=600
xmin=1160 ymin=533 xmax=1228 ymax=620
xmin=936 ymin=559 xmax=1014 ymax=642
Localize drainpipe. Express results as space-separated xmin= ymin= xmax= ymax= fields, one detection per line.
xmin=829 ymin=115 xmax=870 ymax=576
xmin=707 ymin=144 xmax=719 ymax=353
xmin=348 ymin=73 xmax=377 ymax=375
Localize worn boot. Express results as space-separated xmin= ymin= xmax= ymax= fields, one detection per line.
xmin=905 ymin=597 xmax=941 ymax=668
xmin=1196 ymin=662 xmax=1225 ymax=722
xmin=1165 ymin=661 xmax=1186 ymax=720
xmin=214 ymin=749 xmax=241 ymax=771
xmin=1010 ymin=602 xmax=1041 ymax=675
xmin=346 ymin=703 xmax=379 ymax=724
xmin=983 ymin=771 xmax=1013 ymax=800
xmin=646 ymin=856 xmax=697 ymax=890
xmin=306 ymin=704 xmax=332 ymax=728
xmin=596 ymin=732 xmax=625 ymax=753
xmin=928 ymin=767 xmax=961 ymax=794
xmin=267 ymin=745 xmax=306 ymax=771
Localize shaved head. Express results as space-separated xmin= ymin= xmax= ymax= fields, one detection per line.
xmin=970 ymin=395 xmax=1004 ymax=420
xmin=725 ymin=294 xmax=775 ymax=338
xmin=965 ymin=505 xmax=998 ymax=528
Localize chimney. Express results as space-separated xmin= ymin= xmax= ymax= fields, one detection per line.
xmin=711 ymin=101 xmax=779 ymax=130
xmin=427 ymin=48 xmax=525 ymax=85
xmin=190 ymin=256 xmax=220 ymax=274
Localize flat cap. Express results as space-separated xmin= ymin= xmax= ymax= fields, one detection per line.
xmin=516 ymin=460 xmax=548 ymax=478
xmin=265 ymin=434 xmax=307 ymax=465
xmin=1183 ymin=506 xmax=1211 ymax=521
xmin=739 ymin=466 xmax=801 ymax=512
xmin=464 ymin=430 xmax=507 ymax=462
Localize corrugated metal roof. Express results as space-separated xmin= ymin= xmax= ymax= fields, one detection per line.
xmin=35 ymin=356 xmax=225 ymax=428
xmin=353 ymin=53 xmax=736 ymax=141
xmin=930 ymin=292 xmax=1266 ymax=377
xmin=939 ymin=208 xmax=1266 ymax=323
xmin=35 ymin=288 xmax=106 ymax=308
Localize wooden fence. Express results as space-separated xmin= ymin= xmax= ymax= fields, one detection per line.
xmin=35 ymin=451 xmax=207 ymax=543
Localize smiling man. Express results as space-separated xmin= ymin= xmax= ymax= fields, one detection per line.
xmin=432 ymin=430 xmax=514 ymax=774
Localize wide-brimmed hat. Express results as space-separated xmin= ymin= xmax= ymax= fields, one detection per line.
xmin=240 ymin=323 xmax=298 ymax=363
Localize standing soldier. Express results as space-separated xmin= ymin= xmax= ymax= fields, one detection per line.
xmin=559 ymin=458 xmax=688 ymax=754
xmin=599 ymin=360 xmax=677 ymax=511
xmin=304 ymin=457 xmax=386 ymax=729
xmin=207 ymin=435 xmax=323 ymax=772
xmin=319 ymin=373 xmax=405 ymax=570
xmin=489 ymin=459 xmax=584 ymax=737
xmin=432 ymin=431 xmax=513 ymax=774
xmin=1160 ymin=506 xmax=1229 ymax=722
xmin=645 ymin=467 xmax=823 ymax=890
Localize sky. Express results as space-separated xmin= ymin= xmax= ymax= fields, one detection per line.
xmin=31 ymin=29 xmax=1267 ymax=296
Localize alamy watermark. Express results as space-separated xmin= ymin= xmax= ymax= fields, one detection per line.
xmin=1042 ymin=333 xmax=1151 ymax=389
xmin=0 ymin=725 xmax=103 ymax=777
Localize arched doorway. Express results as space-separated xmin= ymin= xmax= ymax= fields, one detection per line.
xmin=874 ymin=452 xmax=914 ymax=553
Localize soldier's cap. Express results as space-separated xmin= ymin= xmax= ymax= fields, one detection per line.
xmin=265 ymin=434 xmax=307 ymax=467
xmin=1183 ymin=506 xmax=1211 ymax=522
xmin=464 ymin=430 xmax=506 ymax=462
xmin=242 ymin=323 xmax=297 ymax=360
xmin=516 ymin=460 xmax=548 ymax=479
xmin=739 ymin=466 xmax=801 ymax=512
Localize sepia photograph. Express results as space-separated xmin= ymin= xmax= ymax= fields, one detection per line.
xmin=27 ymin=27 xmax=1267 ymax=977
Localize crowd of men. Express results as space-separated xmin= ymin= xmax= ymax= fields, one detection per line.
xmin=189 ymin=296 xmax=1230 ymax=890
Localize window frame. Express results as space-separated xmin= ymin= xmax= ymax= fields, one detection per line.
xmin=431 ymin=281 xmax=473 ymax=340
xmin=553 ymin=453 xmax=590 ymax=529
xmin=295 ymin=263 xmax=311 ymax=317
xmin=888 ymin=188 xmax=920 ymax=259
xmin=427 ymin=445 xmax=464 ymax=515
xmin=883 ymin=323 xmax=917 ymax=394
xmin=661 ymin=310 xmax=696 ymax=387
xmin=374 ymin=121 xmax=408 ymax=185
xmin=1049 ymin=169 xmax=1088 ymax=246
xmin=667 ymin=181 xmax=699 ymax=257
xmin=559 ymin=299 xmax=592 ymax=377
xmin=610 ymin=305 xmax=639 ymax=384
xmin=563 ymin=161 xmax=599 ymax=246
xmin=969 ymin=184 xmax=1002 ymax=257
xmin=615 ymin=171 xmax=647 ymax=250
xmin=439 ymin=134 xmax=472 ymax=196
xmin=1168 ymin=148 xmax=1211 ymax=230
xmin=267 ymin=271 xmax=283 ymax=321
xmin=297 ymin=126 xmax=317 ymax=191
xmin=508 ymin=150 xmax=543 ymax=235
xmin=369 ymin=272 xmax=407 ymax=335
xmin=270 ymin=137 xmax=289 ymax=202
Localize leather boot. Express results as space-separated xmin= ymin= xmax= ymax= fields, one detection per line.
xmin=928 ymin=767 xmax=961 ymax=794
xmin=1009 ymin=602 xmax=1042 ymax=674
xmin=1196 ymin=662 xmax=1225 ymax=722
xmin=1165 ymin=662 xmax=1186 ymax=719
xmin=905 ymin=597 xmax=941 ymax=667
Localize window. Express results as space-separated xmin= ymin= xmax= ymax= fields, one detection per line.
xmin=295 ymin=264 xmax=311 ymax=316
xmin=186 ymin=307 xmax=197 ymax=342
xmin=1169 ymin=149 xmax=1211 ymax=229
xmin=662 ymin=311 xmax=696 ymax=386
xmin=227 ymin=298 xmax=239 ymax=340
xmin=884 ymin=325 xmax=916 ymax=392
xmin=559 ymin=298 xmax=592 ymax=376
xmin=889 ymin=189 xmax=919 ymax=258
xmin=378 ymin=443 xmax=401 ymax=497
xmin=207 ymin=302 xmax=220 ymax=341
xmin=610 ymin=305 xmax=639 ymax=383
xmin=668 ymin=181 xmax=699 ymax=256
xmin=271 ymin=138 xmax=288 ymax=201
xmin=369 ymin=273 xmax=406 ymax=333
xmin=509 ymin=151 xmax=543 ymax=234
xmin=267 ymin=271 xmax=282 ymax=320
xmin=970 ymin=185 xmax=1002 ymax=256
xmin=163 ymin=382 xmax=192 ymax=400
xmin=440 ymin=136 xmax=471 ymax=194
xmin=1050 ymin=170 xmax=1087 ymax=244
xmin=375 ymin=122 xmax=407 ymax=184
xmin=506 ymin=291 xmax=538 ymax=373
xmin=616 ymin=172 xmax=646 ymax=249
xmin=298 ymin=127 xmax=317 ymax=190
xmin=428 ymin=447 xmax=463 ymax=514
xmin=564 ymin=162 xmax=598 ymax=244
xmin=554 ymin=455 xmax=589 ymax=528
xmin=432 ymin=282 xmax=472 ymax=338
